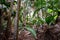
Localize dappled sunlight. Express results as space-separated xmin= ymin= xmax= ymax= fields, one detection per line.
xmin=0 ymin=0 xmax=60 ymax=40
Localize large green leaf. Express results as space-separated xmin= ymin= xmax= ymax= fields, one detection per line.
xmin=25 ymin=25 xmax=36 ymax=38
xmin=47 ymin=9 xmax=53 ymax=13
xmin=45 ymin=15 xmax=55 ymax=24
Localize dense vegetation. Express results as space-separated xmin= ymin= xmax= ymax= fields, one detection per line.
xmin=0 ymin=0 xmax=60 ymax=40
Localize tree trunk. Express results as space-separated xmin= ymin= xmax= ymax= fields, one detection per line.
xmin=14 ymin=0 xmax=21 ymax=40
xmin=0 ymin=9 xmax=2 ymax=32
xmin=0 ymin=9 xmax=3 ymax=40
xmin=5 ymin=0 xmax=13 ymax=40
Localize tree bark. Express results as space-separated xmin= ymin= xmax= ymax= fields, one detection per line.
xmin=5 ymin=0 xmax=13 ymax=40
xmin=0 ymin=9 xmax=2 ymax=32
xmin=0 ymin=9 xmax=3 ymax=40
xmin=14 ymin=0 xmax=21 ymax=40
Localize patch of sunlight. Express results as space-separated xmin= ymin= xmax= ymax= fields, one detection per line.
xmin=28 ymin=7 xmax=35 ymax=18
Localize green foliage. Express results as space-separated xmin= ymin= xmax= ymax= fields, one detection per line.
xmin=34 ymin=0 xmax=45 ymax=8
xmin=45 ymin=15 xmax=56 ymax=25
xmin=47 ymin=9 xmax=53 ymax=13
xmin=32 ymin=19 xmax=37 ymax=25
xmin=0 ymin=0 xmax=60 ymax=38
xmin=34 ymin=0 xmax=60 ymax=12
xmin=0 ymin=0 xmax=5 ymax=4
xmin=14 ymin=1 xmax=17 ymax=5
xmin=33 ymin=0 xmax=60 ymax=25
xmin=25 ymin=25 xmax=36 ymax=38
xmin=36 ymin=17 xmax=45 ymax=25
xmin=4 ymin=2 xmax=10 ymax=8
xmin=0 ymin=0 xmax=10 ymax=8
xmin=33 ymin=8 xmax=40 ymax=17
xmin=19 ymin=7 xmax=23 ymax=22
